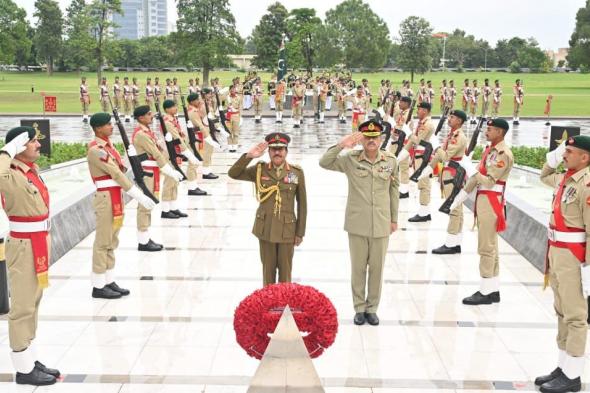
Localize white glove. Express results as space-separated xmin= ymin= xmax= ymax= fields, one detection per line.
xmin=546 ymin=141 xmax=567 ymax=169
xmin=219 ymin=86 xmax=229 ymax=95
xmin=377 ymin=107 xmax=385 ymax=117
xmin=127 ymin=145 xmax=138 ymax=157
xmin=430 ymin=137 xmax=440 ymax=151
xmin=164 ymin=132 xmax=173 ymax=142
xmin=161 ymin=163 xmax=183 ymax=182
xmin=396 ymin=148 xmax=410 ymax=163
xmin=401 ymin=123 xmax=411 ymax=135
xmin=459 ymin=155 xmax=479 ymax=177
xmin=0 ymin=132 xmax=30 ymax=158
xmin=204 ymin=136 xmax=221 ymax=151
xmin=239 ymin=117 xmax=243 ymax=127
xmin=581 ymin=264 xmax=590 ymax=297
xmin=207 ymin=112 xmax=215 ymax=120
xmin=182 ymin=149 xmax=200 ymax=165
xmin=450 ymin=189 xmax=470 ymax=211
xmin=127 ymin=185 xmax=156 ymax=210
xmin=222 ymin=128 xmax=231 ymax=138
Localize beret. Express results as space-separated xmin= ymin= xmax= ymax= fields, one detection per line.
xmin=400 ymin=96 xmax=412 ymax=104
xmin=187 ymin=93 xmax=199 ymax=103
xmin=487 ymin=118 xmax=509 ymax=132
xmin=450 ymin=109 xmax=467 ymax=123
xmin=566 ymin=135 xmax=590 ymax=153
xmin=5 ymin=126 xmax=35 ymax=144
xmin=163 ymin=99 xmax=176 ymax=109
xmin=89 ymin=112 xmax=111 ymax=128
xmin=417 ymin=102 xmax=431 ymax=111
xmin=133 ymin=105 xmax=151 ymax=118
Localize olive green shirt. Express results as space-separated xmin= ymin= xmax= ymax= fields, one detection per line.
xmin=319 ymin=145 xmax=399 ymax=238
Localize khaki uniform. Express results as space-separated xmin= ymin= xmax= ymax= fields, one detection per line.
xmin=87 ymin=137 xmax=133 ymax=276
xmin=162 ymin=115 xmax=188 ymax=203
xmin=145 ymin=85 xmax=154 ymax=106
xmin=132 ymin=84 xmax=140 ymax=109
xmin=123 ymin=84 xmax=133 ymax=117
xmin=80 ymin=83 xmax=90 ymax=115
xmin=464 ymin=141 xmax=513 ymax=278
xmin=352 ymin=95 xmax=368 ymax=130
xmin=319 ymin=83 xmax=328 ymax=112
xmin=405 ymin=116 xmax=435 ymax=206
xmin=292 ymin=85 xmax=305 ymax=121
xmin=275 ymin=82 xmax=286 ymax=112
xmin=471 ymin=86 xmax=480 ymax=118
xmin=513 ymin=85 xmax=524 ymax=118
xmin=493 ymin=87 xmax=502 ymax=117
xmin=336 ymin=86 xmax=347 ymax=120
xmin=319 ymin=146 xmax=399 ymax=313
xmin=188 ymin=103 xmax=213 ymax=167
xmin=388 ymin=108 xmax=410 ymax=184
xmin=113 ymin=83 xmax=123 ymax=109
xmin=228 ymin=155 xmax=307 ymax=286
xmin=482 ymin=85 xmax=491 ymax=117
xmin=462 ymin=86 xmax=471 ymax=112
xmin=253 ymin=84 xmax=263 ymax=118
xmin=99 ymin=85 xmax=109 ymax=112
xmin=430 ymin=127 xmax=468 ymax=235
xmin=447 ymin=86 xmax=456 ymax=110
xmin=0 ymin=155 xmax=50 ymax=352
xmin=541 ymin=164 xmax=590 ymax=357
xmin=226 ymin=94 xmax=242 ymax=145
xmin=440 ymin=85 xmax=447 ymax=113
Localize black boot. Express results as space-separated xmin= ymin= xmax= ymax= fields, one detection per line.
xmin=138 ymin=239 xmax=163 ymax=252
xmin=293 ymin=124 xmax=300 ymax=129
xmin=353 ymin=312 xmax=366 ymax=325
xmin=188 ymin=187 xmax=207 ymax=196
xmin=161 ymin=211 xmax=180 ymax=219
xmin=107 ymin=282 xmax=130 ymax=296
xmin=432 ymin=245 xmax=461 ymax=254
xmin=535 ymin=368 xmax=564 ymax=386
xmin=462 ymin=291 xmax=493 ymax=305
xmin=171 ymin=209 xmax=188 ymax=218
xmin=408 ymin=214 xmax=431 ymax=222
xmin=399 ymin=192 xmax=409 ymax=199
xmin=203 ymin=173 xmax=219 ymax=180
xmin=540 ymin=373 xmax=581 ymax=393
xmin=92 ymin=286 xmax=122 ymax=299
xmin=34 ymin=361 xmax=60 ymax=378
xmin=16 ymin=368 xmax=56 ymax=386
xmin=364 ymin=312 xmax=380 ymax=326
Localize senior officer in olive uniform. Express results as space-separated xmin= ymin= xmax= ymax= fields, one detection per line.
xmin=87 ymin=113 xmax=157 ymax=299
xmin=0 ymin=127 xmax=61 ymax=386
xmin=228 ymin=133 xmax=307 ymax=286
xmin=449 ymin=118 xmax=514 ymax=305
xmin=320 ymin=120 xmax=400 ymax=326
xmin=533 ymin=136 xmax=590 ymax=393
xmin=132 ymin=105 xmax=184 ymax=251
xmin=418 ymin=109 xmax=468 ymax=254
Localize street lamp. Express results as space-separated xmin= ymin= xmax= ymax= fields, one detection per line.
xmin=432 ymin=33 xmax=448 ymax=71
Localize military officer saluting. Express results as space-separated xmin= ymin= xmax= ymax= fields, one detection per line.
xmin=228 ymin=133 xmax=307 ymax=286
xmin=534 ymin=136 xmax=590 ymax=393
xmin=87 ymin=113 xmax=156 ymax=299
xmin=0 ymin=127 xmax=61 ymax=385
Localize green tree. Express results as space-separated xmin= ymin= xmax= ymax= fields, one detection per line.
xmin=397 ymin=16 xmax=433 ymax=82
xmin=251 ymin=2 xmax=288 ymax=70
xmin=324 ymin=0 xmax=390 ymax=69
xmin=34 ymin=0 xmax=64 ymax=75
xmin=313 ymin=24 xmax=341 ymax=68
xmin=285 ymin=8 xmax=322 ymax=73
xmin=0 ymin=0 xmax=32 ymax=65
xmin=176 ymin=0 xmax=242 ymax=85
xmin=446 ymin=29 xmax=477 ymax=70
xmin=88 ymin=0 xmax=122 ymax=82
xmin=567 ymin=0 xmax=590 ymax=69
xmin=63 ymin=0 xmax=94 ymax=72
xmin=244 ymin=37 xmax=256 ymax=54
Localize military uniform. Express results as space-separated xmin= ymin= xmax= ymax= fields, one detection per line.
xmin=461 ymin=82 xmax=471 ymax=113
xmin=470 ymin=82 xmax=480 ymax=123
xmin=440 ymin=81 xmax=448 ymax=113
xmin=447 ymin=82 xmax=456 ymax=110
xmin=336 ymin=82 xmax=347 ymax=123
xmin=482 ymin=81 xmax=492 ymax=118
xmin=113 ymin=80 xmax=122 ymax=109
xmin=226 ymin=92 xmax=242 ymax=148
xmin=388 ymin=100 xmax=411 ymax=196
xmin=161 ymin=111 xmax=189 ymax=217
xmin=145 ymin=83 xmax=154 ymax=106
xmin=351 ymin=91 xmax=368 ymax=131
xmin=513 ymin=81 xmax=524 ymax=124
xmin=318 ymin=81 xmax=329 ymax=123
xmin=80 ymin=80 xmax=90 ymax=122
xmin=492 ymin=82 xmax=502 ymax=118
xmin=291 ymin=82 xmax=305 ymax=127
xmin=228 ymin=133 xmax=307 ymax=286
xmin=320 ymin=121 xmax=399 ymax=324
xmin=99 ymin=82 xmax=109 ymax=112
xmin=275 ymin=80 xmax=286 ymax=123
xmin=187 ymin=93 xmax=218 ymax=179
xmin=132 ymin=81 xmax=140 ymax=110
xmin=123 ymin=81 xmax=133 ymax=121
xmin=253 ymin=82 xmax=263 ymax=122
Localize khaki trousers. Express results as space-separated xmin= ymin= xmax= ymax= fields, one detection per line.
xmin=492 ymin=102 xmax=500 ymax=117
xmin=258 ymin=240 xmax=294 ymax=286
xmin=124 ymin=97 xmax=133 ymax=117
xmin=101 ymin=99 xmax=109 ymax=112
xmin=549 ymin=246 xmax=588 ymax=357
xmin=92 ymin=191 xmax=120 ymax=274
xmin=348 ymin=234 xmax=389 ymax=313
xmin=276 ymin=98 xmax=283 ymax=112
xmin=476 ymin=194 xmax=499 ymax=277
xmin=137 ymin=175 xmax=157 ymax=231
xmin=81 ymin=99 xmax=89 ymax=115
xmin=228 ymin=115 xmax=240 ymax=145
xmin=414 ymin=157 xmax=431 ymax=206
xmin=292 ymin=101 xmax=303 ymax=120
xmin=482 ymin=100 xmax=490 ymax=117
xmin=162 ymin=175 xmax=178 ymax=202
xmin=442 ymin=170 xmax=463 ymax=235
xmin=254 ymin=97 xmax=262 ymax=116
xmin=513 ymin=101 xmax=521 ymax=117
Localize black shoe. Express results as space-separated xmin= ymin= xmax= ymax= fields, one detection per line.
xmin=353 ymin=312 xmax=366 ymax=325
xmin=489 ymin=291 xmax=500 ymax=303
xmin=399 ymin=192 xmax=409 ymax=199
xmin=535 ymin=368 xmax=564 ymax=386
xmin=513 ymin=120 xmax=520 ymax=125
xmin=203 ymin=173 xmax=219 ymax=180
xmin=364 ymin=312 xmax=380 ymax=326
xmin=408 ymin=214 xmax=431 ymax=222
xmin=161 ymin=211 xmax=180 ymax=219
xmin=125 ymin=118 xmax=130 ymax=123
xmin=107 ymin=282 xmax=130 ymax=296
xmin=319 ymin=120 xmax=325 ymax=124
xmin=188 ymin=188 xmax=207 ymax=196
xmin=255 ymin=119 xmax=261 ymax=124
xmin=34 ymin=361 xmax=60 ymax=378
xmin=82 ymin=118 xmax=88 ymax=123
xmin=92 ymin=286 xmax=122 ymax=299
xmin=462 ymin=291 xmax=493 ymax=305
xmin=148 ymin=239 xmax=163 ymax=249
xmin=293 ymin=124 xmax=300 ymax=128
xmin=278 ymin=120 xmax=282 ymax=124
xmin=540 ymin=373 xmax=581 ymax=393
xmin=229 ymin=149 xmax=236 ymax=152
xmin=15 ymin=368 xmax=56 ymax=386
xmin=138 ymin=239 xmax=163 ymax=252
xmin=300 ymin=120 xmax=303 ymax=124
xmin=275 ymin=120 xmax=280 ymax=124
xmin=432 ymin=245 xmax=461 ymax=254
xmin=171 ymin=209 xmax=188 ymax=218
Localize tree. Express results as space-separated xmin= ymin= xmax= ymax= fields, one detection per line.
xmin=34 ymin=0 xmax=64 ymax=75
xmin=567 ymin=0 xmax=590 ymax=70
xmin=63 ymin=0 xmax=94 ymax=72
xmin=446 ymin=29 xmax=477 ymax=70
xmin=244 ymin=37 xmax=256 ymax=55
xmin=324 ymin=0 xmax=390 ymax=69
xmin=88 ymin=0 xmax=121 ymax=82
xmin=0 ymin=0 xmax=32 ymax=65
xmin=285 ymin=8 xmax=322 ymax=73
xmin=176 ymin=0 xmax=242 ymax=85
xmin=250 ymin=2 xmax=288 ymax=70
xmin=313 ymin=24 xmax=341 ymax=68
xmin=397 ymin=16 xmax=433 ymax=82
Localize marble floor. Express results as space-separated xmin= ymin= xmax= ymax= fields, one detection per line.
xmin=0 ymin=119 xmax=588 ymax=392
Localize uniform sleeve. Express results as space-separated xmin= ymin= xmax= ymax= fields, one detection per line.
xmin=540 ymin=162 xmax=561 ymax=188
xmin=227 ymin=154 xmax=257 ymax=182
xmin=406 ymin=120 xmax=434 ymax=149
xmin=472 ymin=151 xmax=513 ymax=188
xmin=0 ymin=153 xmax=13 ymax=187
xmin=389 ymin=158 xmax=400 ymax=223
xmin=319 ymin=145 xmax=347 ymax=173
xmin=445 ymin=133 xmax=467 ymax=160
xmin=165 ymin=120 xmax=190 ymax=152
xmin=88 ymin=148 xmax=134 ymax=191
xmin=189 ymin=110 xmax=209 ymax=138
xmin=295 ymin=169 xmax=307 ymax=238
xmin=134 ymin=132 xmax=168 ymax=168
xmin=581 ymin=184 xmax=590 ymax=264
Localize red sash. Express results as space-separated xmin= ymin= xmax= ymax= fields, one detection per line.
xmin=92 ymin=175 xmax=124 ymax=230
xmin=474 ymin=146 xmax=507 ymax=232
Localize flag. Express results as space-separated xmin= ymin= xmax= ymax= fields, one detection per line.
xmin=277 ymin=35 xmax=287 ymax=82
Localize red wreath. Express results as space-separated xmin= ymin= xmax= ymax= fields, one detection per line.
xmin=233 ymin=283 xmax=338 ymax=359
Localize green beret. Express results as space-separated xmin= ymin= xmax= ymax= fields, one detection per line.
xmin=417 ymin=102 xmax=431 ymax=111
xmin=487 ymin=118 xmax=509 ymax=132
xmin=187 ymin=93 xmax=199 ymax=103
xmin=400 ymin=96 xmax=412 ymax=104
xmin=89 ymin=112 xmax=111 ymax=128
xmin=163 ymin=99 xmax=176 ymax=110
xmin=566 ymin=135 xmax=590 ymax=153
xmin=202 ymin=87 xmax=212 ymax=94
xmin=450 ymin=109 xmax=467 ymax=123
xmin=5 ymin=126 xmax=35 ymax=144
xmin=133 ymin=105 xmax=151 ymax=118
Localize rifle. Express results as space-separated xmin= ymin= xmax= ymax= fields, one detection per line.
xmin=107 ymin=96 xmax=159 ymax=204
xmin=178 ymin=90 xmax=203 ymax=162
xmin=201 ymin=90 xmax=220 ymax=144
xmin=153 ymin=98 xmax=188 ymax=180
xmin=439 ymin=160 xmax=467 ymax=215
xmin=372 ymin=109 xmax=392 ymax=150
xmin=466 ymin=115 xmax=486 ymax=156
xmin=435 ymin=105 xmax=450 ymax=136
xmin=214 ymin=88 xmax=232 ymax=135
xmin=409 ymin=140 xmax=434 ymax=182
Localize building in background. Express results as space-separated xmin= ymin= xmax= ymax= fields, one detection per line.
xmin=113 ymin=0 xmax=168 ymax=40
xmin=545 ymin=48 xmax=569 ymax=67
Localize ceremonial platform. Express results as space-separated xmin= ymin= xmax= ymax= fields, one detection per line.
xmin=0 ymin=118 xmax=588 ymax=392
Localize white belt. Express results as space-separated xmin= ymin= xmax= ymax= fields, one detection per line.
xmin=94 ymin=179 xmax=120 ymax=189
xmin=10 ymin=219 xmax=51 ymax=233
xmin=547 ymin=228 xmax=586 ymax=243
xmin=478 ymin=184 xmax=505 ymax=193
xmin=142 ymin=160 xmax=158 ymax=168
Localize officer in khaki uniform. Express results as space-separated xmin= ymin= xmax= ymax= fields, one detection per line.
xmin=228 ymin=133 xmax=307 ymax=286
xmin=388 ymin=96 xmax=412 ymax=198
xmin=225 ymin=85 xmax=242 ymax=152
xmin=131 ymin=105 xmax=184 ymax=251
xmin=187 ymin=92 xmax=220 ymax=179
xmin=275 ymin=79 xmax=286 ymax=123
xmin=533 ymin=136 xmax=590 ymax=393
xmin=253 ymin=78 xmax=263 ymax=123
xmin=291 ymin=79 xmax=306 ymax=128
xmin=0 ymin=127 xmax=60 ymax=386
xmin=336 ymin=79 xmax=347 ymax=124
xmin=320 ymin=120 xmax=399 ymax=326
xmin=396 ymin=102 xmax=435 ymax=221
xmin=418 ymin=110 xmax=468 ymax=254
xmin=450 ymin=118 xmax=514 ymax=304
xmin=87 ymin=113 xmax=156 ymax=299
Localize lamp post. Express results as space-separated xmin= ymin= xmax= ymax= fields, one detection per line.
xmin=432 ymin=33 xmax=448 ymax=71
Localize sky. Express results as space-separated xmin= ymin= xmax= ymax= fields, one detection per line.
xmin=19 ymin=0 xmax=583 ymax=50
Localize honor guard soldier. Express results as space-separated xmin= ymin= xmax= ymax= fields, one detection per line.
xmin=447 ymin=80 xmax=457 ymax=110
xmin=275 ymin=78 xmax=286 ymax=123
xmin=80 ymin=76 xmax=90 ymax=122
xmin=145 ymin=78 xmax=154 ymax=106
xmin=188 ymin=79 xmax=197 ymax=95
xmin=172 ymin=78 xmax=180 ymax=106
xmin=470 ymin=80 xmax=480 ymax=124
xmin=87 ymin=113 xmax=156 ymax=299
xmin=318 ymin=78 xmax=329 ymax=124
xmin=113 ymin=76 xmax=123 ymax=109
xmin=336 ymin=79 xmax=347 ymax=124
xmin=418 ymin=110 xmax=468 ymax=254
xmin=268 ymin=75 xmax=277 ymax=110
xmin=291 ymin=79 xmax=305 ymax=128
xmin=99 ymin=77 xmax=109 ymax=112
xmin=426 ymin=80 xmax=434 ymax=104
xmin=226 ymin=85 xmax=242 ymax=152
xmin=154 ymin=77 xmax=162 ymax=103
xmin=461 ymin=79 xmax=471 ymax=113
xmin=131 ymin=105 xmax=184 ymax=251
xmin=320 ymin=120 xmax=399 ymax=326
xmin=482 ymin=79 xmax=492 ymax=118
xmin=352 ymin=86 xmax=368 ymax=130
xmin=228 ymin=132 xmax=307 ymax=286
xmin=418 ymin=79 xmax=427 ymax=104
xmin=513 ymin=79 xmax=524 ymax=125
xmin=253 ymin=78 xmax=263 ymax=123
xmin=535 ymin=135 xmax=590 ymax=393
xmin=440 ymin=79 xmax=448 ymax=113
xmin=165 ymin=78 xmax=173 ymax=100
xmin=389 ymin=96 xmax=412 ymax=198
xmin=123 ymin=77 xmax=133 ymax=122
xmin=492 ymin=80 xmax=502 ymax=118
xmin=187 ymin=92 xmax=221 ymax=179
xmin=0 ymin=127 xmax=60 ymax=386
xmin=450 ymin=118 xmax=513 ymax=304
xmin=132 ymin=77 xmax=140 ymax=110
xmin=182 ymin=95 xmax=208 ymax=196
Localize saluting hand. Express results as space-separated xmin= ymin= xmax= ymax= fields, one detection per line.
xmin=338 ymin=132 xmax=363 ymax=149
xmin=247 ymin=142 xmax=268 ymax=159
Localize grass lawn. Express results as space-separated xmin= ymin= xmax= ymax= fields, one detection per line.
xmin=0 ymin=71 xmax=588 ymax=116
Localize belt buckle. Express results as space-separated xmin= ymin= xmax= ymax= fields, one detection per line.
xmin=547 ymin=229 xmax=555 ymax=242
